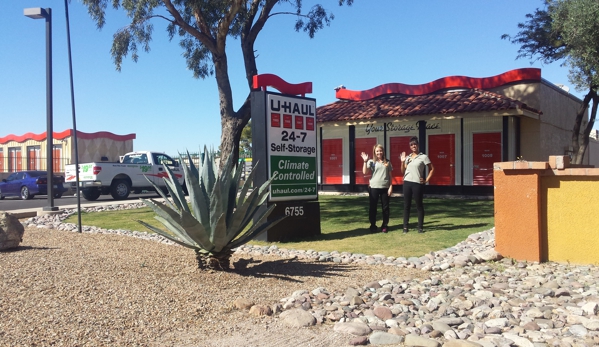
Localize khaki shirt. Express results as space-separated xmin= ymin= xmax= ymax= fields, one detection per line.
xmin=403 ymin=153 xmax=431 ymax=183
xmin=366 ymin=160 xmax=393 ymax=188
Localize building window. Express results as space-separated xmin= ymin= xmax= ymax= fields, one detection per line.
xmin=0 ymin=148 xmax=4 ymax=173
xmin=27 ymin=146 xmax=41 ymax=170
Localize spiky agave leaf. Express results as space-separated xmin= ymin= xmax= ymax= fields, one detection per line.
xmin=227 ymin=173 xmax=277 ymax=239
xmin=137 ymin=220 xmax=198 ymax=249
xmin=207 ymin=152 xmax=240 ymax=246
xmin=200 ymin=146 xmax=217 ymax=198
xmin=162 ymin=163 xmax=189 ymax=213
xmin=139 ymin=199 xmax=196 ymax=245
xmin=236 ymin=159 xmax=259 ymax=208
xmin=181 ymin=151 xmax=210 ymax=231
xmin=140 ymin=198 xmax=215 ymax=252
xmin=225 ymin=159 xmax=244 ymax=227
xmin=229 ymin=205 xmax=286 ymax=249
xmin=208 ymin=176 xmax=224 ymax=243
xmin=138 ymin=145 xmax=286 ymax=271
xmin=211 ymin=212 xmax=229 ymax=252
xmin=142 ymin=174 xmax=179 ymax=212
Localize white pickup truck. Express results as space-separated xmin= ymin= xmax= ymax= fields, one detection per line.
xmin=65 ymin=151 xmax=185 ymax=201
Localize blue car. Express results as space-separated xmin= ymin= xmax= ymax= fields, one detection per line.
xmin=0 ymin=171 xmax=67 ymax=200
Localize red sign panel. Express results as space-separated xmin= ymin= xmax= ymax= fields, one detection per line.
xmin=271 ymin=113 xmax=281 ymax=127
xmin=354 ymin=137 xmax=377 ymax=185
xmin=283 ymin=114 xmax=293 ymax=129
xmin=306 ymin=117 xmax=315 ymax=131
xmin=295 ymin=115 xmax=304 ymax=130
xmin=428 ymin=134 xmax=455 ymax=185
xmin=322 ymin=139 xmax=343 ymax=184
xmin=389 ymin=136 xmax=411 ymax=185
xmin=473 ymin=132 xmax=501 ymax=186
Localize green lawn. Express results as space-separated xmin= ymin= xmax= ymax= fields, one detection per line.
xmin=63 ymin=195 xmax=494 ymax=258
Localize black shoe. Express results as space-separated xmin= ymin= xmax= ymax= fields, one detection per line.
xmin=381 ymin=226 xmax=388 ymax=233
xmin=418 ymin=229 xmax=424 ymax=234
xmin=403 ymin=228 xmax=408 ymax=234
xmin=370 ymin=225 xmax=378 ymax=233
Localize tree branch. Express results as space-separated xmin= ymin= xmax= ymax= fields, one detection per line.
xmin=162 ymin=0 xmax=217 ymax=52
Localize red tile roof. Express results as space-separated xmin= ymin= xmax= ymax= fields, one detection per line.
xmin=316 ymin=89 xmax=541 ymax=123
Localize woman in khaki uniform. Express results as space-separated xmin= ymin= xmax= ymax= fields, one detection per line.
xmin=400 ymin=137 xmax=434 ymax=234
xmin=361 ymin=144 xmax=393 ymax=233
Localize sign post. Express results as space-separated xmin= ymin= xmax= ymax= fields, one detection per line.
xmin=251 ymin=74 xmax=320 ymax=241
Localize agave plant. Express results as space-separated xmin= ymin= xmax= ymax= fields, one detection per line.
xmin=138 ymin=148 xmax=284 ymax=270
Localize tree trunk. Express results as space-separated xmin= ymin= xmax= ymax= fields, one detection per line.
xmin=572 ymin=89 xmax=595 ymax=165
xmin=574 ymin=91 xmax=598 ymax=164
xmin=220 ymin=114 xmax=245 ymax=169
xmin=212 ymin=46 xmax=250 ymax=171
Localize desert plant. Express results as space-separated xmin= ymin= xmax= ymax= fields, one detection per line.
xmin=137 ymin=147 xmax=284 ymax=270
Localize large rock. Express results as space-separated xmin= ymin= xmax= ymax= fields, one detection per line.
xmin=0 ymin=212 xmax=24 ymax=251
xmin=333 ymin=321 xmax=372 ymax=336
xmin=279 ymin=308 xmax=316 ymax=327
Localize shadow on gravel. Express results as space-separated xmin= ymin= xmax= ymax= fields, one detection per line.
xmin=233 ymin=257 xmax=358 ymax=282
xmin=1 ymin=245 xmax=59 ymax=252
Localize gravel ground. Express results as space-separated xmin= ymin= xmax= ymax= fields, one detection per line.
xmin=0 ymin=227 xmax=423 ymax=347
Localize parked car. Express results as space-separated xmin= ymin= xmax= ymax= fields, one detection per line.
xmin=0 ymin=171 xmax=67 ymax=200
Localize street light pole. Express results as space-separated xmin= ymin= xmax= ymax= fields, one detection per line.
xmin=24 ymin=7 xmax=57 ymax=212
xmin=63 ymin=0 xmax=82 ymax=232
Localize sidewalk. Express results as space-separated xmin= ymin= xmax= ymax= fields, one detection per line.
xmin=8 ymin=198 xmax=148 ymax=219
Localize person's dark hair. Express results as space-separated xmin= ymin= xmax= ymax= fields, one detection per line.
xmin=409 ymin=136 xmax=419 ymax=145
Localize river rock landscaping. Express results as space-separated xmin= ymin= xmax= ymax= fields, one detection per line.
xmin=5 ymin=203 xmax=599 ymax=346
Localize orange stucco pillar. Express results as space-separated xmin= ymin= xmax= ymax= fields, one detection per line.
xmin=494 ymin=164 xmax=545 ymax=262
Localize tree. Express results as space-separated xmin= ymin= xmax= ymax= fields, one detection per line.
xmin=503 ymin=0 xmax=598 ymax=164
xmin=81 ymin=0 xmax=353 ymax=168
xmin=239 ymin=120 xmax=252 ymax=157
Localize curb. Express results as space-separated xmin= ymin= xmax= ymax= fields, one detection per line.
xmin=10 ymin=211 xmax=38 ymax=219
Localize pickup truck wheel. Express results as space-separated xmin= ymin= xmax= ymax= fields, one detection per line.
xmin=54 ymin=193 xmax=63 ymax=199
xmin=111 ymin=180 xmax=131 ymax=200
xmin=82 ymin=188 xmax=101 ymax=201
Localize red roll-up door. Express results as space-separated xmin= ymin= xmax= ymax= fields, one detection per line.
xmin=28 ymin=148 xmax=38 ymax=170
xmin=322 ymin=139 xmax=343 ymax=184
xmin=53 ymin=146 xmax=62 ymax=172
xmin=428 ymin=134 xmax=455 ymax=185
xmin=473 ymin=132 xmax=501 ymax=186
xmin=355 ymin=138 xmax=377 ymax=185
xmin=9 ymin=148 xmax=21 ymax=172
xmin=390 ymin=136 xmax=411 ymax=185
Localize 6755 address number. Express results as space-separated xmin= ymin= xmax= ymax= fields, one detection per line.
xmin=284 ymin=206 xmax=304 ymax=216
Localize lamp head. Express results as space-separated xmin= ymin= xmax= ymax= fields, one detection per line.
xmin=24 ymin=8 xmax=49 ymax=19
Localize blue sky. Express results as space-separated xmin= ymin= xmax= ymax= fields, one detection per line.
xmin=1 ymin=0 xmax=594 ymax=156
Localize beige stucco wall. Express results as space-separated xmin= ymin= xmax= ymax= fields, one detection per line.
xmin=537 ymin=83 xmax=587 ymax=162
xmin=590 ymin=136 xmax=599 ymax=167
xmin=490 ymin=81 xmax=541 ymax=110
xmin=66 ymin=137 xmax=134 ymax=164
xmin=491 ymin=80 xmax=589 ymax=164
